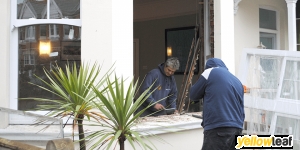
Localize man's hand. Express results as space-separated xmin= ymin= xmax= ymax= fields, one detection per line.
xmin=174 ymin=109 xmax=178 ymax=114
xmin=154 ymin=103 xmax=165 ymax=110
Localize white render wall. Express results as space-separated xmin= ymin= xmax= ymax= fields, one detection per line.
xmin=72 ymin=119 xmax=204 ymax=150
xmin=112 ymin=0 xmax=133 ymax=79
xmin=0 ymin=0 xmax=10 ymax=128
xmin=82 ymin=0 xmax=133 ymax=80
xmin=124 ymin=128 xmax=204 ymax=150
xmin=81 ymin=0 xmax=112 ymax=65
xmin=72 ymin=128 xmax=204 ymax=150
xmin=0 ymin=0 xmax=10 ymax=109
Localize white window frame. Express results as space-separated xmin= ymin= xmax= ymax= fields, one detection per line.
xmin=10 ymin=0 xmax=81 ymax=124
xmin=269 ymin=113 xmax=300 ymax=146
xmin=259 ymin=6 xmax=280 ymax=50
xmin=239 ymin=48 xmax=300 ymax=116
xmin=239 ymin=49 xmax=300 ymax=148
xmin=260 ymin=32 xmax=276 ymax=49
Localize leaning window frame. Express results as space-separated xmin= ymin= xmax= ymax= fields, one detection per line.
xmin=259 ymin=6 xmax=280 ymax=50
xmin=10 ymin=0 xmax=82 ymax=124
xmin=239 ymin=49 xmax=300 ymax=149
xmin=239 ymin=48 xmax=300 ymax=116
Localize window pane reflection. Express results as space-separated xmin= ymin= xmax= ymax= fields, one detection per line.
xmin=297 ymin=20 xmax=300 ymax=51
xmin=280 ymin=60 xmax=300 ymax=100
xmin=18 ymin=25 xmax=81 ymax=110
xmin=275 ymin=116 xmax=300 ymax=150
xmin=51 ymin=0 xmax=80 ymax=19
xmin=17 ymin=0 xmax=80 ymax=19
xmin=259 ymin=8 xmax=276 ymax=30
xmin=245 ymin=55 xmax=282 ymax=100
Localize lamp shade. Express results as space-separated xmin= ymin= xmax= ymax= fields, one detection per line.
xmin=39 ymin=41 xmax=51 ymax=55
xmin=167 ymin=47 xmax=172 ymax=57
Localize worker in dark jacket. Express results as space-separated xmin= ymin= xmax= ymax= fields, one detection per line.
xmin=189 ymin=58 xmax=245 ymax=150
xmin=138 ymin=57 xmax=180 ymax=117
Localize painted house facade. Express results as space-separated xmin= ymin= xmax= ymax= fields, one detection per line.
xmin=1 ymin=0 xmax=300 ymax=149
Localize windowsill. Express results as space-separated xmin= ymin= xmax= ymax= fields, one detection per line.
xmin=1 ymin=112 xmax=203 ymax=141
xmin=132 ymin=113 xmax=203 ymax=135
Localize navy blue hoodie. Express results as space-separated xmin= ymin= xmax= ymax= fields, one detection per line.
xmin=139 ymin=63 xmax=177 ymax=116
xmin=189 ymin=58 xmax=244 ymax=130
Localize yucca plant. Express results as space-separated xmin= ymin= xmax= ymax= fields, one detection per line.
xmin=85 ymin=75 xmax=160 ymax=150
xmin=24 ymin=61 xmax=114 ymax=150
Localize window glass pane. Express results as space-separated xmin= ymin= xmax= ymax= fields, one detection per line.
xmin=298 ymin=1 xmax=300 ymax=51
xmin=259 ymin=56 xmax=280 ymax=99
xmin=260 ymin=32 xmax=276 ymax=49
xmin=17 ymin=0 xmax=47 ymax=19
xmin=260 ymin=37 xmax=273 ymax=49
xmin=49 ymin=24 xmax=59 ymax=40
xmin=78 ymin=27 xmax=81 ymax=39
xmin=50 ymin=0 xmax=80 ymax=19
xmin=280 ymin=60 xmax=300 ymax=100
xmin=40 ymin=24 xmax=47 ymax=39
xmin=18 ymin=25 xmax=81 ymax=110
xmin=245 ymin=55 xmax=283 ymax=100
xmin=296 ymin=1 xmax=300 ymax=18
xmin=25 ymin=26 xmax=36 ymax=41
xmin=259 ymin=8 xmax=276 ymax=30
xmin=297 ymin=20 xmax=300 ymax=51
xmin=244 ymin=109 xmax=274 ymax=135
xmin=165 ymin=27 xmax=198 ymax=74
xmin=275 ymin=116 xmax=300 ymax=149
xmin=17 ymin=0 xmax=80 ymax=19
xmin=63 ymin=25 xmax=73 ymax=39
xmin=19 ymin=27 xmax=26 ymax=41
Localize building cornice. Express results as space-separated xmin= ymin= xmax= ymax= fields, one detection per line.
xmin=234 ymin=0 xmax=242 ymax=15
xmin=285 ymin=0 xmax=298 ymax=4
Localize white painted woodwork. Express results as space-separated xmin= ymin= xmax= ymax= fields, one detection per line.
xmin=214 ymin=0 xmax=235 ymax=74
xmin=285 ymin=0 xmax=298 ymax=51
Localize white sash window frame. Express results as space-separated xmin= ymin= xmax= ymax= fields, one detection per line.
xmin=10 ymin=0 xmax=81 ymax=124
xmin=259 ymin=6 xmax=280 ymax=50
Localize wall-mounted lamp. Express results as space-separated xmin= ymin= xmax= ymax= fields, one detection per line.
xmin=167 ymin=46 xmax=172 ymax=57
xmin=39 ymin=41 xmax=51 ymax=55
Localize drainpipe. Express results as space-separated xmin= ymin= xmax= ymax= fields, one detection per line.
xmin=204 ymin=0 xmax=210 ymax=62
xmin=285 ymin=0 xmax=298 ymax=51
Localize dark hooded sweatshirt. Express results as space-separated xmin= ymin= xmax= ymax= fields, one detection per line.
xmin=139 ymin=63 xmax=177 ymax=116
xmin=189 ymin=58 xmax=245 ymax=131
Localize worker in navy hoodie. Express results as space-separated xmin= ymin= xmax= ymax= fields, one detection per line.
xmin=189 ymin=58 xmax=245 ymax=150
xmin=138 ymin=57 xmax=180 ymax=117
